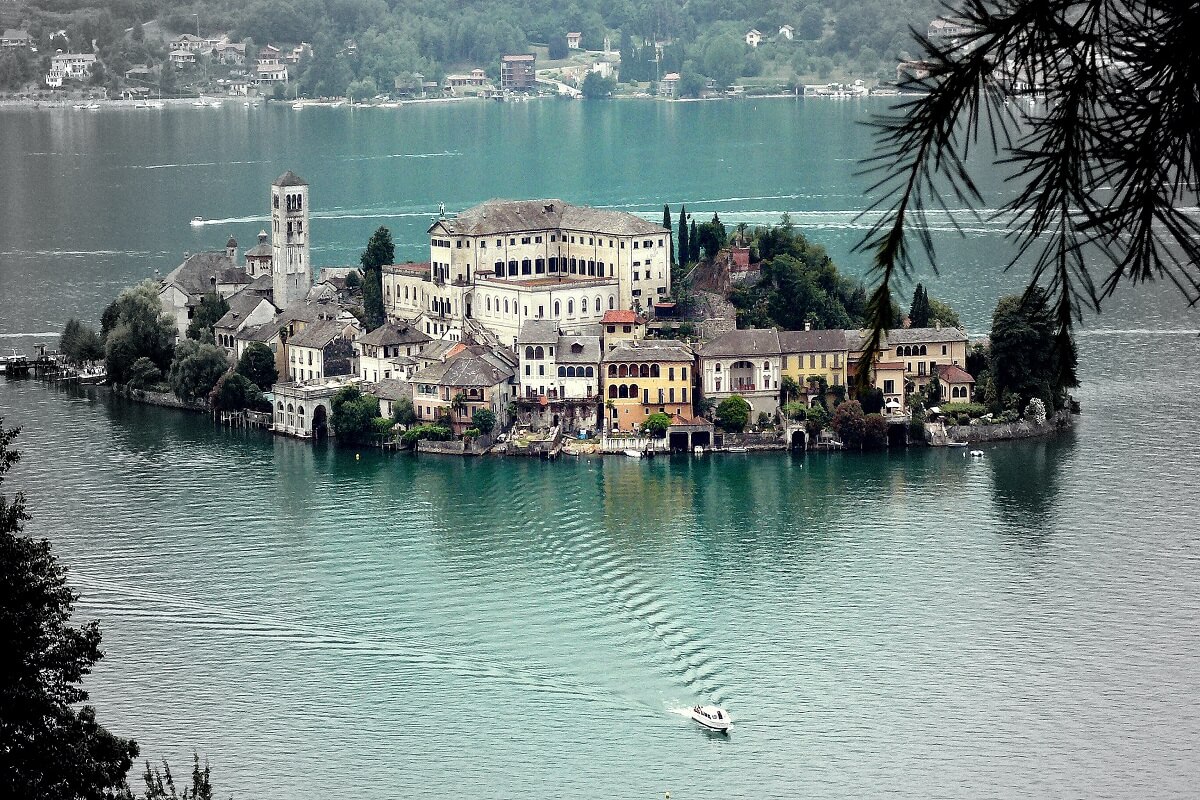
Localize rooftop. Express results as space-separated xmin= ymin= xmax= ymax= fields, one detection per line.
xmin=436 ymin=199 xmax=666 ymax=238
xmin=699 ymin=328 xmax=781 ymax=358
xmin=357 ymin=320 xmax=431 ymax=348
xmin=777 ymin=329 xmax=848 ymax=354
xmin=935 ymin=364 xmax=975 ymax=384
xmin=273 ymin=170 xmax=307 ymax=188
xmin=604 ymin=340 xmax=693 ymax=363
xmin=601 ymin=310 xmax=643 ymax=325
xmin=413 ymin=346 xmax=516 ymax=387
xmin=516 ymin=319 xmax=560 ymax=345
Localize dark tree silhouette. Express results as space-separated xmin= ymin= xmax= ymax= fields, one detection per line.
xmin=856 ymin=0 xmax=1195 ymax=387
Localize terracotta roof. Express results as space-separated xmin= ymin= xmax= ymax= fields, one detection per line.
xmin=935 ymin=364 xmax=975 ymax=384
xmin=601 ymin=310 xmax=642 ymax=324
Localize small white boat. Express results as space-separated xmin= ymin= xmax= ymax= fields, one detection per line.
xmin=623 ymin=449 xmax=643 ymax=459
xmin=85 ymin=103 xmax=100 ymax=110
xmin=693 ymin=445 xmax=704 ymax=455
xmin=946 ymin=441 xmax=968 ymax=448
xmin=970 ymin=449 xmax=984 ymax=458
xmin=689 ymin=705 xmax=731 ymax=733
xmin=291 ymin=101 xmax=304 ymax=110
xmin=726 ymin=446 xmax=748 ymax=453
xmin=190 ymin=216 xmax=204 ymax=226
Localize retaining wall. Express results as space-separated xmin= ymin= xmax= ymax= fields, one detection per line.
xmin=944 ymin=409 xmax=1075 ymax=443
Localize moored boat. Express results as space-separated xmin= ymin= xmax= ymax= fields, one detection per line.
xmin=622 ymin=449 xmax=643 ymax=459
xmin=688 ymin=705 xmax=731 ymax=733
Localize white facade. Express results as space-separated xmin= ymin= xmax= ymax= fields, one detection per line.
xmin=383 ymin=200 xmax=670 ymax=347
xmin=46 ymin=53 xmax=96 ymax=86
xmin=745 ymin=30 xmax=763 ymax=47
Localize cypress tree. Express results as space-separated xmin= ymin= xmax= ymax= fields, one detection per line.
xmin=678 ymin=205 xmax=689 ymax=266
xmin=360 ymin=226 xmax=394 ymax=331
xmin=663 ymin=204 xmax=674 ymax=266
xmin=909 ymin=283 xmax=931 ymax=328
xmin=689 ymin=219 xmax=700 ymax=263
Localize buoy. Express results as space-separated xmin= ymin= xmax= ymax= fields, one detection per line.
xmin=355 ymin=453 xmax=360 ymax=460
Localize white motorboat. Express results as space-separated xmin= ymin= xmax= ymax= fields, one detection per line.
xmin=946 ymin=441 xmax=968 ymax=448
xmin=969 ymin=449 xmax=984 ymax=458
xmin=688 ymin=705 xmax=731 ymax=733
xmin=623 ymin=449 xmax=643 ymax=459
xmin=190 ymin=216 xmax=204 ymax=226
xmin=291 ymin=101 xmax=304 ymax=110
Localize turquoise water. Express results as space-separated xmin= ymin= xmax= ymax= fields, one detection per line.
xmin=2 ymin=99 xmax=1200 ymax=799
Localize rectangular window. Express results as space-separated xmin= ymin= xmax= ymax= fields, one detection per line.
xmin=669 ymin=367 xmax=675 ymax=380
xmin=682 ymin=387 xmax=688 ymax=402
xmin=550 ymin=234 xmax=557 ymax=242
xmin=942 ymin=345 xmax=948 ymax=355
xmin=809 ymin=354 xmax=816 ymax=369
xmin=884 ymin=379 xmax=895 ymax=394
xmin=538 ymin=365 xmax=544 ymax=376
xmin=525 ymin=365 xmax=530 ymax=375
xmin=510 ymin=238 xmax=516 ymax=245
xmin=669 ymin=388 xmax=675 ymax=403
xmin=620 ymin=241 xmax=625 ymax=249
xmin=633 ymin=241 xmax=639 ymax=249
xmin=497 ymin=239 xmax=502 ymax=246
xmin=521 ymin=236 xmax=531 ymax=244
xmin=589 ymin=237 xmax=594 ymax=245
xmin=821 ymin=354 xmax=827 ymax=368
xmin=535 ymin=236 xmax=542 ymax=243
xmin=682 ymin=367 xmax=688 ymax=380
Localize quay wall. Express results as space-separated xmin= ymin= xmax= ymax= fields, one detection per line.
xmin=945 ymin=409 xmax=1075 ymax=443
xmin=111 ymin=384 xmax=207 ymax=413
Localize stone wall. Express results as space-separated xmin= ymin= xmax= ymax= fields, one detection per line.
xmin=416 ymin=434 xmax=493 ymax=456
xmin=944 ymin=409 xmax=1074 ymax=443
xmin=716 ymin=430 xmax=788 ymax=450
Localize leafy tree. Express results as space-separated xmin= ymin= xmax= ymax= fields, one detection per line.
xmin=392 ymin=396 xmax=417 ymax=426
xmin=678 ymin=71 xmax=706 ymax=98
xmin=450 ymin=392 xmax=468 ymax=420
xmin=580 ymin=71 xmax=616 ymax=98
xmin=677 ymin=205 xmax=689 ymax=267
xmin=805 ymin=403 xmax=831 ymax=436
xmin=927 ymin=296 xmax=961 ymax=329
xmin=471 ymin=407 xmax=496 ymax=434
xmin=662 ymin=205 xmax=674 ymax=266
xmin=990 ymin=289 xmax=1077 ymax=410
xmin=695 ymin=213 xmax=727 ymax=260
xmin=211 ymin=372 xmax=266 ymax=412
xmin=831 ymin=399 xmax=867 ymax=448
xmin=331 ymin=385 xmax=381 ymax=444
xmin=140 ymin=754 xmax=214 ymax=800
xmin=857 ymin=0 xmax=1187 ymax=389
xmin=859 ymin=386 xmax=885 ymax=415
xmin=715 ymin=394 xmax=751 ymax=432
xmin=780 ymin=374 xmax=801 ymax=407
xmin=235 ymin=342 xmax=278 ymax=392
xmin=641 ymin=411 xmax=671 ymax=437
xmin=924 ymin=375 xmax=942 ymax=408
xmin=799 ymin=5 xmax=825 ymax=40
xmin=909 ymin=283 xmax=931 ymax=328
xmin=102 ymin=281 xmax=177 ymax=384
xmin=168 ymin=339 xmax=229 ymax=403
xmin=186 ymin=292 xmax=229 ymax=341
xmin=59 ymin=318 xmax=105 ymax=363
xmin=360 ymin=227 xmax=393 ymax=331
xmin=863 ymin=413 xmax=889 ymax=449
xmin=548 ymin=34 xmax=568 ymax=60
xmin=345 ymin=270 xmax=362 ymax=289
xmin=126 ymin=357 xmax=162 ymax=390
xmin=0 ymin=421 xmax=140 ymax=799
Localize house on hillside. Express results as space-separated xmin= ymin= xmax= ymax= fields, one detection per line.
xmin=567 ymin=32 xmax=582 ymax=50
xmin=778 ymin=25 xmax=794 ymax=40
xmin=46 ymin=52 xmax=96 ymax=87
xmin=745 ymin=29 xmax=763 ymax=48
xmin=1 ymin=29 xmax=32 ymax=49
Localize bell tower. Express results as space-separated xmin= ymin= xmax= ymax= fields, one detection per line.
xmin=271 ymin=170 xmax=311 ymax=308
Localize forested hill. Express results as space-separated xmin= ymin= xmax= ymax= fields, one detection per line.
xmin=12 ymin=0 xmax=944 ymax=93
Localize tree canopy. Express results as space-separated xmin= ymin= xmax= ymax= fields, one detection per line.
xmin=59 ymin=319 xmax=105 ymax=363
xmin=168 ymin=339 xmax=229 ymax=403
xmin=102 ymin=281 xmax=177 ymax=385
xmin=360 ymin=227 xmax=393 ymax=331
xmin=989 ymin=288 xmax=1077 ymax=410
xmin=331 ymin=385 xmax=381 ymax=444
xmin=0 ymin=420 xmax=140 ymax=800
xmin=715 ymin=395 xmax=751 ymax=432
xmin=185 ymin=292 xmax=229 ymax=341
xmin=235 ymin=342 xmax=278 ymax=392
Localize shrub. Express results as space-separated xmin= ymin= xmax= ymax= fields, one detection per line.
xmin=908 ymin=418 xmax=927 ymax=441
xmin=641 ymin=411 xmax=672 ymax=437
xmin=941 ymin=402 xmax=987 ymax=418
xmin=956 ymin=413 xmax=970 ymax=426
xmin=997 ymin=410 xmax=1020 ymax=424
xmin=126 ymin=357 xmax=161 ymax=390
xmin=756 ymin=411 xmax=773 ymax=428
xmin=401 ymin=424 xmax=453 ymax=446
xmin=831 ymin=400 xmax=866 ymax=448
xmin=715 ymin=395 xmax=751 ymax=432
xmin=471 ymin=408 xmax=497 ymax=434
xmin=463 ymin=427 xmax=482 ymax=439
xmin=863 ymin=413 xmax=889 ymax=449
xmin=211 ymin=372 xmax=267 ymax=412
xmin=859 ymin=387 xmax=885 ymax=414
xmin=1025 ymin=397 xmax=1047 ymax=424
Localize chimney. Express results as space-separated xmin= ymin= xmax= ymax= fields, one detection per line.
xmin=804 ymin=320 xmax=812 ymax=331
xmin=935 ymin=320 xmax=942 ymax=331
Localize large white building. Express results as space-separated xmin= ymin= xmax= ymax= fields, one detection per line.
xmin=382 ymin=199 xmax=671 ymax=346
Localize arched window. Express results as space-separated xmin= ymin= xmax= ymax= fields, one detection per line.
xmin=525 ymin=346 xmax=534 ymax=360
xmin=650 ymin=364 xmax=660 ymax=378
xmin=609 ymin=296 xmax=615 ymax=309
xmin=286 ymin=403 xmax=294 ymax=413
xmin=504 ymin=299 xmax=509 ymax=314
xmin=486 ymin=297 xmax=491 ymax=311
xmin=609 ymin=385 xmax=618 ymax=398
xmin=595 ymin=296 xmax=602 ymax=313
xmin=640 ymin=364 xmax=650 ymax=378
xmin=549 ymin=257 xmax=558 ymax=272
xmin=277 ymin=401 xmax=284 ymax=410
xmin=567 ymin=299 xmax=574 ymax=315
xmin=554 ymin=301 xmax=561 ymax=317
xmin=629 ymin=383 xmax=639 ymax=398
xmin=297 ymin=406 xmax=305 ymax=416
xmin=581 ymin=297 xmax=589 ymax=314
xmin=566 ymin=366 xmax=576 ymax=377
xmin=608 ymin=364 xmax=617 ymax=377
xmin=534 ymin=346 xmax=544 ymax=359
xmin=619 ymin=364 xmax=628 ymax=378
xmin=920 ymin=345 xmax=928 ymax=356
xmin=570 ymin=257 xmax=577 ymax=273
xmin=508 ymin=260 xmax=518 ymax=276
xmin=536 ymin=258 xmax=545 ymax=273
xmin=585 ymin=366 xmax=594 ymax=377
xmin=558 ymin=366 xmax=566 ymax=377
xmin=618 ymin=385 xmax=629 ymax=399
xmin=588 ymin=260 xmax=596 ymax=276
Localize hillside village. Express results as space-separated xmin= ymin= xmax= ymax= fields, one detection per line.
xmin=107 ymin=169 xmax=1042 ymax=457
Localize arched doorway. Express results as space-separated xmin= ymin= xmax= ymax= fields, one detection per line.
xmin=312 ymin=404 xmax=328 ymax=440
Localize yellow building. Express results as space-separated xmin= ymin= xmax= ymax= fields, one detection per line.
xmin=778 ymin=328 xmax=850 ymax=401
xmin=602 ymin=340 xmax=694 ymax=431
xmin=884 ymin=324 xmax=969 ymax=394
xmin=600 ymin=309 xmax=647 ymax=351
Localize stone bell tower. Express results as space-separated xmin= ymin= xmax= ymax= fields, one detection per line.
xmin=271 ymin=170 xmax=311 ymax=308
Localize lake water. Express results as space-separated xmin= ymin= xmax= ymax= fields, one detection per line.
xmin=1 ymin=98 xmax=1199 ymax=799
